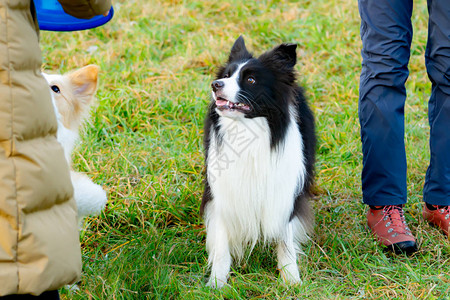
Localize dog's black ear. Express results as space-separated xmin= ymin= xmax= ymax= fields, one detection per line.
xmin=228 ymin=36 xmax=252 ymax=62
xmin=270 ymin=43 xmax=297 ymax=68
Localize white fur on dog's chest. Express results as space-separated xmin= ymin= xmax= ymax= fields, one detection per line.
xmin=206 ymin=115 xmax=306 ymax=257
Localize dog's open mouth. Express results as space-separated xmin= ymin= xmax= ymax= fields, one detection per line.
xmin=215 ymin=98 xmax=251 ymax=112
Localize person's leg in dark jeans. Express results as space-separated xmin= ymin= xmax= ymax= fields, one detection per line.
xmin=422 ymin=0 xmax=450 ymax=235
xmin=0 ymin=290 xmax=59 ymax=300
xmin=358 ymin=0 xmax=417 ymax=253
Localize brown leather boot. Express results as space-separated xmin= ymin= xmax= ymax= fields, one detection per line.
xmin=367 ymin=205 xmax=417 ymax=254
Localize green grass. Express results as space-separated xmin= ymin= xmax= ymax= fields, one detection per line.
xmin=39 ymin=0 xmax=450 ymax=299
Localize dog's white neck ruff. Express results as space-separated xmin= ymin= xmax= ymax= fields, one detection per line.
xmin=205 ymin=106 xmax=306 ymax=259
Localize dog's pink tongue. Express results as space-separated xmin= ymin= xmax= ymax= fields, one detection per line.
xmin=216 ymin=100 xmax=228 ymax=107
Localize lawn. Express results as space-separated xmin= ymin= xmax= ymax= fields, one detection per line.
xmin=40 ymin=0 xmax=450 ymax=299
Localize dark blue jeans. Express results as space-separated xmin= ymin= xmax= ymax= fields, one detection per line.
xmin=358 ymin=0 xmax=450 ymax=206
xmin=0 ymin=291 xmax=59 ymax=299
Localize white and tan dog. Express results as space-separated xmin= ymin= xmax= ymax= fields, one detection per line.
xmin=43 ymin=65 xmax=107 ymax=224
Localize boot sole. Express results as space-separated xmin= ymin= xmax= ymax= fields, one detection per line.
xmin=385 ymin=240 xmax=418 ymax=255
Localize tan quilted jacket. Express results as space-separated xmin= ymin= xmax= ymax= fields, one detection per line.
xmin=0 ymin=0 xmax=110 ymax=295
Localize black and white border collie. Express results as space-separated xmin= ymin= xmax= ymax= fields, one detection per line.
xmin=201 ymin=36 xmax=316 ymax=288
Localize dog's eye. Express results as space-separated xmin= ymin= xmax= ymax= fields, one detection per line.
xmin=51 ymin=85 xmax=61 ymax=94
xmin=247 ymin=76 xmax=256 ymax=85
xmin=223 ymin=74 xmax=229 ymax=78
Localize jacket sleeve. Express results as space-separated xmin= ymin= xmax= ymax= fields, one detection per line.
xmin=57 ymin=0 xmax=112 ymax=19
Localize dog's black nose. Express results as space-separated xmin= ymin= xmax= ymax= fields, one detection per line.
xmin=211 ymin=80 xmax=224 ymax=92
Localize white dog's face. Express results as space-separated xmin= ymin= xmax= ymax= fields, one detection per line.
xmin=43 ymin=65 xmax=99 ymax=163
xmin=43 ymin=65 xmax=99 ymax=130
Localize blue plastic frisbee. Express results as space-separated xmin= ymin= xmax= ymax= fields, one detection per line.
xmin=35 ymin=0 xmax=114 ymax=31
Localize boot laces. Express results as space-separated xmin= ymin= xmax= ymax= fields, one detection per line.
xmin=436 ymin=205 xmax=450 ymax=219
xmin=382 ymin=205 xmax=410 ymax=234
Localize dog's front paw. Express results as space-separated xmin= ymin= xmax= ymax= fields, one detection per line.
xmin=206 ymin=276 xmax=227 ymax=289
xmin=71 ymin=171 xmax=107 ymax=218
xmin=279 ymin=267 xmax=302 ymax=286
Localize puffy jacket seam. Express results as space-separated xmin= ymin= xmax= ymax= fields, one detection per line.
xmin=5 ymin=0 xmax=20 ymax=293
xmin=22 ymin=196 xmax=73 ymax=215
xmin=16 ymin=132 xmax=58 ymax=143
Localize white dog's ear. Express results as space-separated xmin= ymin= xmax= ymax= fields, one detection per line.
xmin=68 ymin=64 xmax=99 ymax=105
